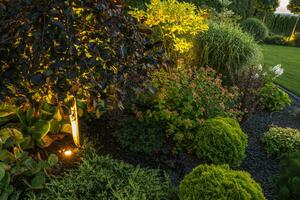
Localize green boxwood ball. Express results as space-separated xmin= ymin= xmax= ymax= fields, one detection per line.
xmin=194 ymin=117 xmax=247 ymax=166
xmin=179 ymin=164 xmax=266 ymax=200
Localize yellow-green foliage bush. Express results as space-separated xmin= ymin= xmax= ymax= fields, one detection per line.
xmin=179 ymin=164 xmax=266 ymax=200
xmin=129 ymin=0 xmax=208 ymax=59
xmin=262 ymin=126 xmax=300 ymax=157
xmin=194 ymin=117 xmax=247 ymax=166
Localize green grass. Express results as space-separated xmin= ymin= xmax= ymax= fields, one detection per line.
xmin=262 ymin=44 xmax=300 ymax=96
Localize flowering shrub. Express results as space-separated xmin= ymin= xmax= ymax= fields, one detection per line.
xmin=262 ymin=126 xmax=300 ymax=157
xmin=133 ymin=67 xmax=241 ymax=152
xmin=129 ymin=0 xmax=208 ymax=60
xmin=259 ymin=83 xmax=291 ymax=112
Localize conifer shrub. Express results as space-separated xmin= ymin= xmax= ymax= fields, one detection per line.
xmin=241 ymin=18 xmax=269 ymax=41
xmin=276 ymin=152 xmax=300 ymax=200
xmin=28 ymin=149 xmax=175 ymax=200
xmin=194 ymin=22 xmax=263 ymax=84
xmin=179 ymin=164 xmax=266 ymax=200
xmin=262 ymin=127 xmax=300 ymax=157
xmin=194 ymin=117 xmax=247 ymax=166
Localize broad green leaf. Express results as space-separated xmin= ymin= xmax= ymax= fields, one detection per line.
xmin=30 ymin=173 xmax=46 ymax=189
xmin=0 ymin=184 xmax=13 ymax=200
xmin=48 ymin=154 xmax=58 ymax=167
xmin=50 ymin=119 xmax=60 ymax=134
xmin=29 ymin=120 xmax=51 ymax=141
xmin=0 ymin=172 xmax=11 ymax=188
xmin=20 ymin=136 xmax=34 ymax=150
xmin=0 ymin=129 xmax=11 ymax=145
xmin=0 ymin=104 xmax=16 ymax=118
xmin=24 ymin=158 xmax=41 ymax=175
xmin=16 ymin=109 xmax=27 ymax=126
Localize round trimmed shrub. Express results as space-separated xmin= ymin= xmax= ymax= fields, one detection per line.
xmin=179 ymin=164 xmax=266 ymax=200
xmin=259 ymin=83 xmax=291 ymax=112
xmin=194 ymin=22 xmax=263 ymax=83
xmin=114 ymin=116 xmax=165 ymax=154
xmin=194 ymin=117 xmax=247 ymax=166
xmin=241 ymin=18 xmax=269 ymax=41
xmin=262 ymin=126 xmax=300 ymax=157
xmin=276 ymin=152 xmax=300 ymax=200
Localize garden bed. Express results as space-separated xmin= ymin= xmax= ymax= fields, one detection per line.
xmin=86 ymin=95 xmax=300 ymax=200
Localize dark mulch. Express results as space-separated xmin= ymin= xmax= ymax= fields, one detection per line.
xmin=86 ymin=96 xmax=300 ymax=200
xmin=239 ymin=96 xmax=300 ymax=200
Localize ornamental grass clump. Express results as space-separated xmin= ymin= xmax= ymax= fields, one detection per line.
xmin=262 ymin=126 xmax=300 ymax=157
xmin=129 ymin=0 xmax=208 ymax=60
xmin=179 ymin=164 xmax=266 ymax=200
xmin=194 ymin=22 xmax=263 ymax=84
xmin=193 ymin=117 xmax=247 ymax=166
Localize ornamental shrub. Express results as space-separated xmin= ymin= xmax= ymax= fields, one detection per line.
xmin=262 ymin=126 xmax=300 ymax=157
xmin=129 ymin=0 xmax=208 ymax=60
xmin=113 ymin=116 xmax=165 ymax=154
xmin=179 ymin=164 xmax=266 ymax=200
xmin=259 ymin=83 xmax=291 ymax=112
xmin=276 ymin=152 xmax=300 ymax=200
xmin=264 ymin=34 xmax=287 ymax=46
xmin=134 ymin=67 xmax=241 ymax=153
xmin=241 ymin=18 xmax=269 ymax=41
xmin=194 ymin=117 xmax=247 ymax=166
xmin=194 ymin=22 xmax=263 ymax=84
xmin=28 ymin=149 xmax=175 ymax=200
xmin=0 ymin=0 xmax=159 ymax=115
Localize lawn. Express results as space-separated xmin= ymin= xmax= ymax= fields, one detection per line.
xmin=262 ymin=44 xmax=300 ymax=96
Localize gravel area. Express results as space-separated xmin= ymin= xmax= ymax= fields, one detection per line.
xmin=240 ymin=96 xmax=300 ymax=200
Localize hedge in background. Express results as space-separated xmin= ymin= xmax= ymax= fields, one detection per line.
xmin=179 ymin=164 xmax=266 ymax=200
xmin=262 ymin=126 xmax=300 ymax=157
xmin=265 ymin=14 xmax=300 ymax=36
xmin=28 ymin=150 xmax=175 ymax=200
xmin=194 ymin=117 xmax=247 ymax=166
xmin=194 ymin=22 xmax=263 ymax=84
xmin=241 ymin=18 xmax=269 ymax=41
xmin=276 ymin=152 xmax=300 ymax=200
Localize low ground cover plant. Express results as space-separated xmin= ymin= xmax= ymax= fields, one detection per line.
xmin=262 ymin=126 xmax=300 ymax=157
xmin=241 ymin=18 xmax=269 ymax=41
xmin=129 ymin=67 xmax=241 ymax=153
xmin=259 ymin=83 xmax=291 ymax=112
xmin=276 ymin=152 xmax=300 ymax=200
xmin=28 ymin=149 xmax=175 ymax=200
xmin=194 ymin=22 xmax=263 ymax=84
xmin=179 ymin=164 xmax=266 ymax=200
xmin=193 ymin=117 xmax=247 ymax=166
xmin=114 ymin=116 xmax=165 ymax=154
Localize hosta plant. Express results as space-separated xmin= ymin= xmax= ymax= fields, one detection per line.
xmin=259 ymin=83 xmax=291 ymax=112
